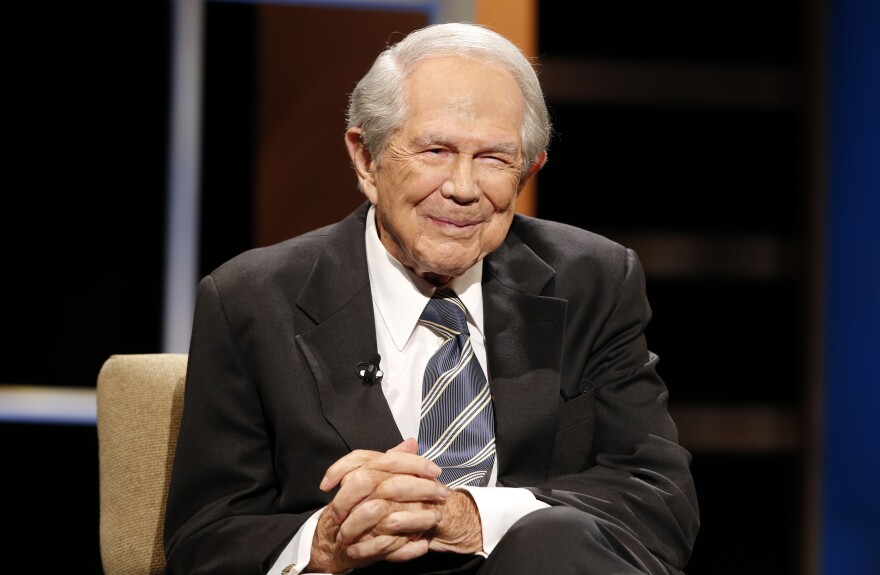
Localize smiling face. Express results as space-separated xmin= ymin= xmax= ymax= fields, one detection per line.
xmin=346 ymin=55 xmax=537 ymax=286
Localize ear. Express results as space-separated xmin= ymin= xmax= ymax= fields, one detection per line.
xmin=525 ymin=150 xmax=547 ymax=180
xmin=345 ymin=127 xmax=378 ymax=203
xmin=517 ymin=150 xmax=547 ymax=195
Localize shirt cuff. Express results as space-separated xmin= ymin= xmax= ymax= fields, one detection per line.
xmin=458 ymin=486 xmax=549 ymax=555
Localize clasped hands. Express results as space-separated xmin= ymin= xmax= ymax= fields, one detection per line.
xmin=307 ymin=438 xmax=483 ymax=572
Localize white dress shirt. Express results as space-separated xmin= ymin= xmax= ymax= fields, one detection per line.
xmin=269 ymin=206 xmax=547 ymax=575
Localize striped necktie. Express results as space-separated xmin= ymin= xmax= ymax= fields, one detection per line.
xmin=417 ymin=288 xmax=496 ymax=488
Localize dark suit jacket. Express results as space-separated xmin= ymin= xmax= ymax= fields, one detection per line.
xmin=164 ymin=202 xmax=699 ymax=575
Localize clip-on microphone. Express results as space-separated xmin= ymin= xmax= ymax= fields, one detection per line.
xmin=356 ymin=353 xmax=383 ymax=384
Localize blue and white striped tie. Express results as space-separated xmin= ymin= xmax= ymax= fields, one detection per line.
xmin=418 ymin=288 xmax=496 ymax=488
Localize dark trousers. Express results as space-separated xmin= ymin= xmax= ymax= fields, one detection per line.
xmin=351 ymin=506 xmax=652 ymax=575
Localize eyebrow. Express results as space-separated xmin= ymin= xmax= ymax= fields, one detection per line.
xmin=415 ymin=135 xmax=519 ymax=156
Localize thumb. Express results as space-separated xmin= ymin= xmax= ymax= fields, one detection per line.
xmin=388 ymin=437 xmax=419 ymax=454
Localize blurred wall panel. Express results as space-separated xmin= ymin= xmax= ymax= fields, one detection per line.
xmin=254 ymin=5 xmax=427 ymax=247
xmin=822 ymin=0 xmax=880 ymax=572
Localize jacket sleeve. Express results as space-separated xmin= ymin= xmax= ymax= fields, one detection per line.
xmin=524 ymin=248 xmax=700 ymax=573
xmin=163 ymin=275 xmax=316 ymax=575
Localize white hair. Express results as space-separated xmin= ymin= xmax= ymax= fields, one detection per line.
xmin=347 ymin=22 xmax=551 ymax=175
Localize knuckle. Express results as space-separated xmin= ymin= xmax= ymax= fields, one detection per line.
xmin=341 ymin=468 xmax=372 ymax=490
xmin=359 ymin=498 xmax=387 ymax=522
xmin=373 ymin=475 xmax=405 ymax=499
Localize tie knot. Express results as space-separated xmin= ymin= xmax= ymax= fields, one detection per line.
xmin=420 ymin=289 xmax=469 ymax=337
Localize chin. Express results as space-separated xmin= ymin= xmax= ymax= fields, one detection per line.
xmin=412 ymin=244 xmax=484 ymax=279
xmin=422 ymin=260 xmax=475 ymax=280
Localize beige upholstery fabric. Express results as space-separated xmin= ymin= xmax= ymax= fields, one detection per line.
xmin=97 ymin=353 xmax=188 ymax=575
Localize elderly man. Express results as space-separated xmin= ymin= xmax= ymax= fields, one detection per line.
xmin=164 ymin=22 xmax=699 ymax=575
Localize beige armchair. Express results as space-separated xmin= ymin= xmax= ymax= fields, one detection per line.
xmin=97 ymin=353 xmax=188 ymax=575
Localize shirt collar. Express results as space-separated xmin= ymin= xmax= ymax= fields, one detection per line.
xmin=365 ymin=205 xmax=484 ymax=351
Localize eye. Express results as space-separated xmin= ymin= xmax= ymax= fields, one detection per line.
xmin=421 ymin=147 xmax=450 ymax=160
xmin=477 ymin=154 xmax=509 ymax=166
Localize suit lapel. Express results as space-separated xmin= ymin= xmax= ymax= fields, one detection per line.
xmin=295 ymin=205 xmax=403 ymax=452
xmin=292 ymin=208 xmax=567 ymax=472
xmin=483 ymin=219 xmax=567 ymax=485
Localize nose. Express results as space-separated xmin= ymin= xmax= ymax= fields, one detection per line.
xmin=440 ymin=156 xmax=479 ymax=204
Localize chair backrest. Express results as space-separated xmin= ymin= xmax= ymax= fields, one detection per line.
xmin=97 ymin=353 xmax=188 ymax=575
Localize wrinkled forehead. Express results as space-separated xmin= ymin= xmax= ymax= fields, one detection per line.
xmin=403 ymin=55 xmax=523 ymax=114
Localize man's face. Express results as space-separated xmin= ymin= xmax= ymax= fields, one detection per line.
xmin=354 ymin=55 xmax=527 ymax=285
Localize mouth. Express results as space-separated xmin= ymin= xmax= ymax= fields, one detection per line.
xmin=427 ymin=214 xmax=482 ymax=230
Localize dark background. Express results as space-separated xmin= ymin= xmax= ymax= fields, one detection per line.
xmin=3 ymin=1 xmax=878 ymax=574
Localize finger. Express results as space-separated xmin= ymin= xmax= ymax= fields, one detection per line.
xmin=371 ymin=474 xmax=449 ymax=503
xmin=361 ymin=450 xmax=441 ymax=478
xmin=342 ymin=533 xmax=412 ymax=561
xmin=337 ymin=500 xmax=440 ymax=546
xmin=377 ymin=538 xmax=431 ymax=563
xmin=326 ymin=452 xmax=442 ymax=522
xmin=320 ymin=448 xmax=385 ymax=491
xmin=327 ymin=468 xmax=391 ymax=523
xmin=344 ymin=534 xmax=430 ymax=562
xmin=336 ymin=497 xmax=394 ymax=544
xmin=370 ymin=507 xmax=442 ymax=537
xmin=388 ymin=437 xmax=419 ymax=454
xmin=321 ymin=440 xmax=431 ymax=492
xmin=329 ymin=469 xmax=447 ymax=524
